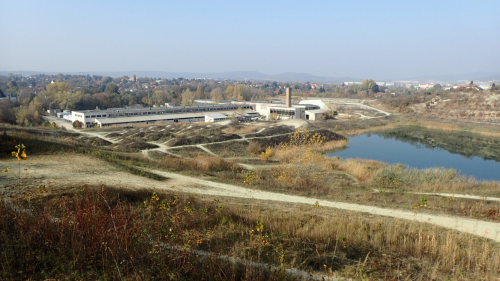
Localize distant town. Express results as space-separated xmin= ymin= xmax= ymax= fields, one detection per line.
xmin=0 ymin=72 xmax=498 ymax=127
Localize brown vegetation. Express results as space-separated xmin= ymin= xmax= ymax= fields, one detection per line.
xmin=3 ymin=119 xmax=500 ymax=279
xmin=2 ymin=185 xmax=499 ymax=280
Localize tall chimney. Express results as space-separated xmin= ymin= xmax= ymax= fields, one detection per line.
xmin=286 ymin=87 xmax=292 ymax=107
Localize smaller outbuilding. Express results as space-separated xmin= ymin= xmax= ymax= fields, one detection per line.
xmin=205 ymin=113 xmax=229 ymax=123
xmin=305 ymin=109 xmax=326 ymax=121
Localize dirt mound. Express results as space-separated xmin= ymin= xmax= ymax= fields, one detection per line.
xmin=168 ymin=134 xmax=241 ymax=147
xmin=312 ymin=129 xmax=346 ymax=141
xmin=246 ymin=126 xmax=295 ymax=138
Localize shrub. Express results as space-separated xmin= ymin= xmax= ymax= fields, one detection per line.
xmin=259 ymin=146 xmax=274 ymax=162
xmin=274 ymin=127 xmax=325 ymax=189
xmin=72 ymin=120 xmax=84 ymax=128
xmin=247 ymin=141 xmax=262 ymax=156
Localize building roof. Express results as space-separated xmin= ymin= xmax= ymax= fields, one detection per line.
xmin=205 ymin=113 xmax=228 ymax=119
xmin=96 ymin=109 xmax=257 ymax=125
xmin=305 ymin=109 xmax=326 ymax=114
xmin=96 ymin=113 xmax=206 ymax=125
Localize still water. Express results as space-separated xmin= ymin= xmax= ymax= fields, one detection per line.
xmin=326 ymin=134 xmax=500 ymax=181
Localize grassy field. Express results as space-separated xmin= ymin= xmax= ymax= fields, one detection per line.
xmin=1 ymin=183 xmax=499 ymax=280
xmin=2 ymin=119 xmax=500 ymax=280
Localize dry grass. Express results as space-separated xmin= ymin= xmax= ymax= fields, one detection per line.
xmin=338 ymin=123 xmax=401 ymax=136
xmin=328 ymin=157 xmax=386 ymax=182
xmin=414 ymin=120 xmax=462 ymax=131
xmin=246 ymin=125 xmax=296 ymax=138
xmin=247 ymin=140 xmax=262 ymax=156
xmin=222 ymin=124 xmax=266 ymax=134
xmin=204 ymin=140 xmax=252 ymax=157
xmin=471 ymin=129 xmax=500 ymax=138
xmin=321 ymin=139 xmax=348 ymax=151
xmin=225 ymin=200 xmax=500 ymax=280
xmin=402 ymin=181 xmax=500 ymax=197
xmin=340 ymin=119 xmax=500 ymax=140
xmin=4 ymin=185 xmax=500 ymax=280
xmin=168 ymin=146 xmax=213 ymax=158
xmin=148 ymin=152 xmax=243 ymax=173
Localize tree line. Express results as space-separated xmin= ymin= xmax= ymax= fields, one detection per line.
xmin=0 ymin=73 xmax=402 ymax=127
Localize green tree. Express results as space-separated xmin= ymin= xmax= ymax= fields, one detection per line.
xmin=15 ymin=101 xmax=44 ymax=126
xmin=432 ymin=84 xmax=443 ymax=92
xmin=105 ymin=83 xmax=119 ymax=94
xmin=0 ymin=100 xmax=16 ymax=123
xmin=102 ymin=76 xmax=113 ymax=84
xmin=7 ymin=81 xmax=17 ymax=89
xmin=46 ymin=82 xmax=71 ymax=94
xmin=361 ymin=79 xmax=379 ymax=93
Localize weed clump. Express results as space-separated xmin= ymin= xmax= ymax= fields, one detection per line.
xmin=374 ymin=164 xmax=467 ymax=187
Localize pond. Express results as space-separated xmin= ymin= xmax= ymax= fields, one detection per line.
xmin=326 ymin=133 xmax=500 ymax=181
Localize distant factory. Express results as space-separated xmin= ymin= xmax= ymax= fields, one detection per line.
xmin=55 ymin=88 xmax=323 ymax=128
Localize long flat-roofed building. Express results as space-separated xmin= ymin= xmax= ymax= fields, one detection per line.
xmin=72 ymin=103 xmax=254 ymax=128
xmin=95 ymin=109 xmax=257 ymax=127
xmin=69 ymin=97 xmax=325 ymax=128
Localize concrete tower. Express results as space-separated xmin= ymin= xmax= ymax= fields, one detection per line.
xmin=286 ymin=87 xmax=292 ymax=107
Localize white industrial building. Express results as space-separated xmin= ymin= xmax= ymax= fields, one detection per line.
xmin=70 ymin=103 xmax=254 ymax=128
xmin=232 ymin=88 xmax=321 ymax=121
xmin=62 ymin=88 xmax=327 ymax=128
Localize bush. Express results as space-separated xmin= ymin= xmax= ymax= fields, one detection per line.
xmin=72 ymin=120 xmax=84 ymax=128
xmin=247 ymin=141 xmax=262 ymax=156
xmin=259 ymin=146 xmax=274 ymax=162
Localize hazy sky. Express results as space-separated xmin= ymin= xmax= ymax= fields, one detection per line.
xmin=1 ymin=0 xmax=499 ymax=79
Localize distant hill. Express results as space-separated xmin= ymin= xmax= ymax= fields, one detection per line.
xmin=390 ymin=71 xmax=500 ymax=83
xmin=2 ymin=70 xmax=497 ymax=83
xmin=0 ymin=70 xmax=358 ymax=83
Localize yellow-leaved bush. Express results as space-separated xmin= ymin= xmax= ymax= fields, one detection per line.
xmin=273 ymin=127 xmax=326 ymax=189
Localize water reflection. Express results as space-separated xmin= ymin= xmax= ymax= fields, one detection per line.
xmin=326 ymin=133 xmax=500 ymax=181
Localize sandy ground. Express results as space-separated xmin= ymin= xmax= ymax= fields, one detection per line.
xmin=2 ymin=154 xmax=500 ymax=243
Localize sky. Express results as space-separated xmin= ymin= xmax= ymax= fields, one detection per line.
xmin=1 ymin=0 xmax=499 ymax=80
